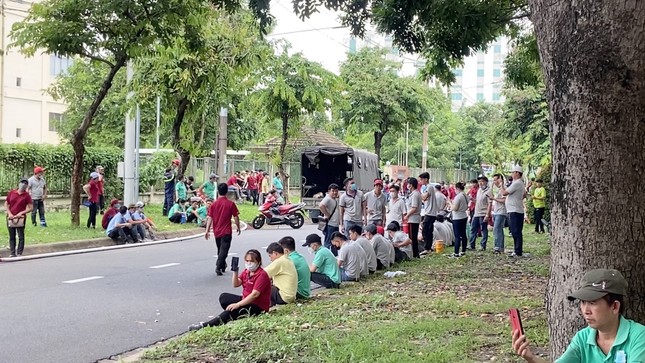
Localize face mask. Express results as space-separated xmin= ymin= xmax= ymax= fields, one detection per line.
xmin=115 ymin=204 xmax=122 ymax=209
xmin=307 ymin=247 xmax=315 ymax=255
xmin=245 ymin=262 xmax=259 ymax=272
xmin=350 ymin=184 xmax=357 ymax=191
xmin=18 ymin=183 xmax=27 ymax=191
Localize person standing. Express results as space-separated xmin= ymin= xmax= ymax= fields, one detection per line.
xmin=319 ymin=183 xmax=340 ymax=255
xmin=450 ymin=182 xmax=469 ymax=258
xmin=5 ymin=179 xmax=32 ymax=257
xmin=502 ymin=166 xmax=526 ymax=257
xmin=27 ymin=166 xmax=47 ymax=227
xmin=363 ymin=179 xmax=387 ymax=226
xmin=386 ymin=184 xmax=406 ymax=226
xmin=162 ymin=160 xmax=179 ymax=216
xmin=247 ymin=171 xmax=259 ymax=205
xmin=491 ymin=174 xmax=508 ymax=254
xmin=469 ymin=175 xmax=493 ymax=251
xmin=407 ymin=176 xmax=423 ymax=258
xmin=84 ymin=172 xmax=101 ymax=229
xmin=259 ymin=172 xmax=270 ymax=204
xmin=205 ymin=183 xmax=241 ymax=276
xmin=339 ymin=177 xmax=365 ymax=234
xmin=96 ymin=165 xmax=106 ymax=214
xmin=272 ymin=172 xmax=284 ymax=196
xmin=532 ymin=179 xmax=546 ymax=233
xmin=175 ymin=174 xmax=188 ymax=202
xmin=198 ymin=173 xmax=218 ymax=200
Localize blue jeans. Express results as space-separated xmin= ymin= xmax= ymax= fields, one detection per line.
xmin=469 ymin=216 xmax=488 ymax=249
xmin=341 ymin=268 xmax=359 ymax=282
xmin=493 ymin=214 xmax=506 ymax=251
xmin=452 ymin=218 xmax=468 ymax=254
xmin=323 ymin=224 xmax=339 ymax=256
xmin=508 ymin=212 xmax=524 ymax=256
xmin=343 ymin=220 xmax=362 ymax=234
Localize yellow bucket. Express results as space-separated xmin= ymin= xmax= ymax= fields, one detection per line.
xmin=435 ymin=240 xmax=445 ymax=254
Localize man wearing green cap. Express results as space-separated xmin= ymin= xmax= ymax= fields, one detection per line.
xmin=512 ymin=269 xmax=645 ymax=363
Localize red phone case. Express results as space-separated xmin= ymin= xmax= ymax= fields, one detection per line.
xmin=509 ymin=308 xmax=524 ymax=335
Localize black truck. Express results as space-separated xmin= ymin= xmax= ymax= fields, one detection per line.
xmin=300 ymin=146 xmax=380 ymax=222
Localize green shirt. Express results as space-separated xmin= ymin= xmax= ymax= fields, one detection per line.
xmin=312 ymin=247 xmax=341 ymax=284
xmin=533 ymin=187 xmax=546 ymax=209
xmin=202 ymin=181 xmax=215 ymax=199
xmin=197 ymin=206 xmax=208 ymax=224
xmin=175 ymin=182 xmax=187 ymax=200
xmin=168 ymin=204 xmax=183 ymax=219
xmin=288 ymin=251 xmax=311 ymax=298
xmin=556 ymin=316 xmax=645 ymax=363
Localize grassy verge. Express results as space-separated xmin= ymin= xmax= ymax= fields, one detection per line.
xmin=138 ymin=229 xmax=551 ymax=363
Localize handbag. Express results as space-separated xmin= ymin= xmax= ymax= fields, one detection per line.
xmin=317 ymin=200 xmax=338 ymax=231
xmin=7 ymin=215 xmax=25 ymax=228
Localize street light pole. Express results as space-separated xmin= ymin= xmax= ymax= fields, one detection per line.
xmin=217 ymin=107 xmax=228 ymax=183
xmin=123 ymin=61 xmax=139 ymax=204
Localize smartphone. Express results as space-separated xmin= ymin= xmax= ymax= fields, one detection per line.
xmin=231 ymin=256 xmax=239 ymax=272
xmin=509 ymin=308 xmax=524 ymax=335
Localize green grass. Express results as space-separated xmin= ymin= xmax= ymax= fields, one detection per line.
xmin=138 ymin=227 xmax=551 ymax=363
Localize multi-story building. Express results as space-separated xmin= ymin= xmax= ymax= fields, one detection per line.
xmin=0 ymin=0 xmax=69 ymax=145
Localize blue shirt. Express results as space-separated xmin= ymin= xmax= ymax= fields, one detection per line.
xmin=272 ymin=176 xmax=283 ymax=190
xmin=106 ymin=212 xmax=128 ymax=234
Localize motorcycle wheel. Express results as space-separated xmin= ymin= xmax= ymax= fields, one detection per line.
xmin=289 ymin=213 xmax=305 ymax=229
xmin=252 ymin=215 xmax=266 ymax=229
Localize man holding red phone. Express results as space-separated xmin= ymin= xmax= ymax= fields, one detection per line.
xmin=512 ymin=269 xmax=645 ymax=363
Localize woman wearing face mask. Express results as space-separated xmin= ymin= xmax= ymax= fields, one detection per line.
xmin=5 ymin=178 xmax=33 ymax=257
xmin=188 ymin=249 xmax=272 ymax=331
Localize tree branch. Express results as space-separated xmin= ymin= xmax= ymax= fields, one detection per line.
xmin=79 ymin=50 xmax=115 ymax=68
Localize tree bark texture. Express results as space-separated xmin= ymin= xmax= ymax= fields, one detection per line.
xmin=172 ymin=97 xmax=191 ymax=177
xmin=279 ymin=111 xmax=290 ymax=203
xmin=70 ymin=57 xmax=127 ymax=226
xmin=373 ymin=130 xmax=384 ymax=164
xmin=530 ymin=0 xmax=645 ymax=358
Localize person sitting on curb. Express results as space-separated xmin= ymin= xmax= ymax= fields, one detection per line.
xmin=106 ymin=206 xmax=139 ymax=244
xmin=133 ymin=201 xmax=156 ymax=240
xmin=185 ymin=200 xmax=201 ymax=224
xmin=386 ymin=221 xmax=412 ymax=262
xmin=188 ymin=249 xmax=272 ymax=331
xmin=364 ymin=224 xmax=395 ymax=270
xmin=126 ymin=203 xmax=148 ymax=242
xmin=196 ymin=198 xmax=211 ymax=227
xmin=278 ymin=236 xmax=311 ymax=299
xmin=512 ymin=269 xmax=645 ymax=363
xmin=102 ymin=199 xmax=122 ymax=230
xmin=302 ymin=234 xmax=341 ymax=289
xmin=264 ymin=242 xmax=298 ymax=306
xmin=167 ymin=198 xmax=186 ymax=224
xmin=330 ymin=231 xmax=368 ymax=282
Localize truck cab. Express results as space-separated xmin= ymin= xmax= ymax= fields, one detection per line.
xmin=300 ymin=146 xmax=380 ymax=222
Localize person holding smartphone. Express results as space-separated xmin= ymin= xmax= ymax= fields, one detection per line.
xmin=188 ymin=249 xmax=272 ymax=331
xmin=512 ymin=269 xmax=645 ymax=362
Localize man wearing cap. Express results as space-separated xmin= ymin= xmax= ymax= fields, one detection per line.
xmin=5 ymin=178 xmax=32 ymax=257
xmin=502 ymin=166 xmax=526 ymax=257
xmin=199 ymin=173 xmax=218 ymax=200
xmin=106 ymin=205 xmax=139 ymax=244
xmin=339 ymin=177 xmax=365 ymax=234
xmin=364 ymin=224 xmax=395 ymax=269
xmin=363 ymin=179 xmax=387 ymax=227
xmin=84 ymin=172 xmax=101 ymax=229
xmin=330 ymin=231 xmax=367 ymax=281
xmin=102 ymin=199 xmax=122 ymax=230
xmin=512 ymin=269 xmax=645 ymax=363
xmin=319 ymin=183 xmax=341 ymax=255
xmin=469 ymin=175 xmax=493 ymax=251
xmin=162 ymin=160 xmax=180 ymax=216
xmin=27 ymin=166 xmax=47 ymax=227
xmin=303 ymin=234 xmax=341 ymax=288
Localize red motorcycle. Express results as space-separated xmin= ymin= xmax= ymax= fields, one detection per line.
xmin=251 ymin=201 xmax=306 ymax=229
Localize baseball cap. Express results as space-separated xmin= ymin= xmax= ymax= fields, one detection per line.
xmin=90 ymin=172 xmax=100 ymax=179
xmin=376 ymin=226 xmax=385 ymax=235
xmin=127 ymin=203 xmax=136 ymax=209
xmin=512 ymin=165 xmax=523 ymax=174
xmin=343 ymin=177 xmax=354 ymax=186
xmin=477 ymin=174 xmax=488 ymax=181
xmin=135 ymin=201 xmax=145 ymax=208
xmin=209 ymin=173 xmax=218 ymax=179
xmin=567 ymin=269 xmax=628 ymax=301
xmin=302 ymin=233 xmax=322 ymax=247
xmin=364 ymin=224 xmax=377 ymax=235
xmin=34 ymin=166 xmax=45 ymax=174
xmin=110 ymin=199 xmax=122 ymax=207
xmin=172 ymin=159 xmax=180 ymax=165
xmin=374 ymin=179 xmax=383 ymax=186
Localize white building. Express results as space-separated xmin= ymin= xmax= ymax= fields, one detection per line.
xmin=0 ymin=0 xmax=69 ymax=145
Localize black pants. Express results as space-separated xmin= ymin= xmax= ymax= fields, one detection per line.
xmin=187 ymin=213 xmax=198 ymax=223
xmin=99 ymin=194 xmax=105 ymax=214
xmin=8 ymin=226 xmax=25 ymax=256
xmin=422 ymin=216 xmax=436 ymax=251
xmin=31 ymin=199 xmax=46 ymax=226
xmin=203 ymin=293 xmax=264 ymax=327
xmin=87 ymin=202 xmax=98 ymax=228
xmin=215 ymin=234 xmax=232 ymax=272
xmin=409 ymin=222 xmax=420 ymax=258
xmin=108 ymin=227 xmax=138 ymax=244
xmin=509 ymin=212 xmax=524 ymax=256
xmin=270 ymin=286 xmax=287 ymax=306
xmin=169 ymin=214 xmax=182 ymax=223
xmin=394 ymin=247 xmax=409 ymax=263
xmin=452 ymin=218 xmax=468 ymax=254
xmin=163 ymin=190 xmax=173 ymax=216
xmin=534 ymin=208 xmax=545 ymax=233
xmin=250 ymin=189 xmax=259 ymax=205
xmin=311 ymin=272 xmax=340 ymax=289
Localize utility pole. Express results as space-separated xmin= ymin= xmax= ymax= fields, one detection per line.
xmin=216 ymin=107 xmax=228 ymax=183
xmin=123 ymin=62 xmax=139 ymax=204
xmin=405 ymin=121 xmax=409 ymax=166
xmin=422 ymin=123 xmax=428 ymax=170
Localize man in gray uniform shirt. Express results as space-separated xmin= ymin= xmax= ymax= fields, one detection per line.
xmin=27 ymin=166 xmax=47 ymax=227
xmin=363 ymin=179 xmax=387 ymax=226
xmin=339 ymin=177 xmax=365 ymax=234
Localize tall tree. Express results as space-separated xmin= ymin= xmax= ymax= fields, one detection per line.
xmin=251 ymin=47 xmax=340 ymax=201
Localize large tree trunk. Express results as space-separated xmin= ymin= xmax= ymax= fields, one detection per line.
xmin=530 ymin=0 xmax=645 ymax=358
xmin=373 ymin=131 xmax=384 ymax=164
xmin=171 ymin=97 xmax=191 ymax=176
xmin=278 ymin=112 xmax=290 ymax=203
xmin=70 ymin=57 xmax=127 ymax=226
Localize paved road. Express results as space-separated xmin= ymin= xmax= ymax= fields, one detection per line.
xmin=0 ymin=225 xmax=319 ymax=363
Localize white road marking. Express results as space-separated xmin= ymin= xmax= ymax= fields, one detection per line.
xmin=228 ymin=253 xmax=238 ymax=256
xmin=62 ymin=276 xmax=104 ymax=284
xmin=149 ymin=263 xmax=181 ymax=269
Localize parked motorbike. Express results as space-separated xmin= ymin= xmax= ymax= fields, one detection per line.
xmin=252 ymin=201 xmax=306 ymax=229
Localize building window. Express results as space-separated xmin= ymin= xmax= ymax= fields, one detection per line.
xmin=477 ymin=69 xmax=484 ymax=77
xmin=492 ymin=93 xmax=501 ymax=101
xmin=16 ymin=77 xmax=21 ymax=87
xmin=453 ymin=69 xmax=463 ymax=77
xmin=50 ymin=54 xmax=73 ymax=76
xmin=493 ymin=69 xmax=502 ymax=77
xmin=451 ymin=93 xmax=463 ymax=101
xmin=477 ymin=93 xmax=484 ymax=101
xmin=16 ymin=128 xmax=21 ymax=138
xmin=493 ymin=44 xmax=502 ymax=53
xmin=49 ymin=112 xmax=63 ymax=132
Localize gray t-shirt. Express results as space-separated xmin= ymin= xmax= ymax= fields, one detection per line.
xmin=391 ymin=231 xmax=413 ymax=259
xmin=355 ymin=237 xmax=377 ymax=273
xmin=474 ymin=186 xmax=493 ymax=217
xmin=434 ymin=191 xmax=447 ymax=214
xmin=338 ymin=241 xmax=368 ymax=279
xmin=363 ymin=191 xmax=386 ymax=222
xmin=387 ymin=197 xmax=406 ymax=225
xmin=370 ymin=234 xmax=395 ymax=268
xmin=28 ymin=176 xmax=46 ymax=200
xmin=433 ymin=221 xmax=454 ymax=247
xmin=492 ymin=188 xmax=507 ymax=215
xmin=505 ymin=179 xmax=526 ymax=213
xmin=451 ymin=192 xmax=468 ymax=220
xmin=423 ymin=188 xmax=437 ymax=217
xmin=407 ymin=190 xmax=422 ymax=223
xmin=320 ymin=194 xmax=340 ymax=227
xmin=339 ymin=190 xmax=364 ymax=223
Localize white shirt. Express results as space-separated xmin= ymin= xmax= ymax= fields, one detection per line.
xmin=505 ymin=179 xmax=526 ymax=213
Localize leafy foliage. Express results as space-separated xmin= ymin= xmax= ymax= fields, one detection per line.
xmin=504 ymin=32 xmax=543 ymax=89
xmin=139 ymin=152 xmax=176 ymax=191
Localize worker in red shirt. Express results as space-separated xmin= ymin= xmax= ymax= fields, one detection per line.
xmin=206 ymin=183 xmax=241 ymax=276
xmin=227 ymin=173 xmax=242 ymax=201
xmin=246 ymin=171 xmax=259 ymax=206
xmin=5 ymin=178 xmax=33 ymax=257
